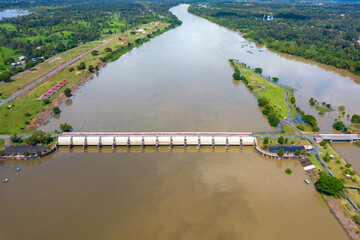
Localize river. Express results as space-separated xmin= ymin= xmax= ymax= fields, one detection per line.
xmin=0 ymin=9 xmax=29 ymax=20
xmin=0 ymin=4 xmax=353 ymax=239
xmin=40 ymin=4 xmax=360 ymax=133
xmin=0 ymin=147 xmax=348 ymax=239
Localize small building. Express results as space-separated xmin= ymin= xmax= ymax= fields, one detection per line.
xmin=345 ymin=174 xmax=351 ymax=179
xmin=314 ymin=137 xmax=323 ymax=143
xmin=19 ymin=56 xmax=26 ymax=61
xmin=31 ymin=57 xmax=37 ymax=61
xmin=121 ymin=41 xmax=127 ymax=45
xmin=11 ymin=62 xmax=17 ymax=66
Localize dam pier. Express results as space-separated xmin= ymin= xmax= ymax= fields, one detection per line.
xmin=58 ymin=132 xmax=255 ymax=149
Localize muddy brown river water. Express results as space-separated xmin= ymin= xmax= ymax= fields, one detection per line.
xmin=0 ymin=4 xmax=357 ymax=239
xmin=0 ymin=147 xmax=349 ymax=239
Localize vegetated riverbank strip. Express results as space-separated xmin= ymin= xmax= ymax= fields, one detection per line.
xmin=229 ymin=59 xmax=300 ymax=132
xmin=0 ymin=22 xmax=178 ymax=134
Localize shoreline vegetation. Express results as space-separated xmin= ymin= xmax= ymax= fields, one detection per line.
xmin=189 ymin=3 xmax=360 ymax=76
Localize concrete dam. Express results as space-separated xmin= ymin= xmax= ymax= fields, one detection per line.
xmin=57 ymin=132 xmax=255 ymax=149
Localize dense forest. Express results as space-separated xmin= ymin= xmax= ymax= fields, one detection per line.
xmin=0 ymin=0 xmax=181 ymax=79
xmin=189 ymin=2 xmax=360 ymax=75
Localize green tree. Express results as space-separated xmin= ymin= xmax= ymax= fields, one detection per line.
xmin=278 ymin=136 xmax=284 ymax=144
xmin=69 ymin=67 xmax=74 ymax=72
xmin=351 ymin=114 xmax=360 ymax=123
xmin=316 ymin=175 xmax=344 ymax=196
xmin=3 ymin=57 xmax=15 ymax=65
xmin=77 ymin=62 xmax=86 ymax=70
xmin=272 ymin=77 xmax=279 ymax=82
xmin=320 ymin=139 xmax=328 ymax=147
xmin=338 ymin=105 xmax=345 ymax=112
xmin=10 ymin=133 xmax=21 ymax=143
xmin=323 ymin=152 xmax=331 ymax=162
xmin=232 ymin=72 xmax=241 ymax=80
xmin=309 ymin=98 xmax=316 ymax=106
xmin=64 ymin=88 xmax=72 ymax=97
xmin=53 ymin=106 xmax=61 ymax=114
xmin=88 ymin=65 xmax=94 ymax=72
xmin=277 ymin=148 xmax=284 ymax=157
xmin=60 ymin=122 xmax=72 ymax=132
xmin=263 ymin=137 xmax=269 ymax=145
xmin=255 ymin=68 xmax=262 ymax=74
xmin=333 ymin=121 xmax=346 ymax=131
xmin=0 ymin=71 xmax=12 ymax=82
xmin=295 ymin=149 xmax=300 ymax=156
xmin=285 ymin=168 xmax=292 ymax=174
xmin=105 ymin=47 xmax=112 ymax=52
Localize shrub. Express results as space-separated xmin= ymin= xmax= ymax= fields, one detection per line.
xmin=277 ymin=148 xmax=284 ymax=157
xmin=77 ymin=62 xmax=86 ymax=70
xmin=345 ymin=163 xmax=352 ymax=168
xmin=91 ymin=50 xmax=99 ymax=56
xmin=353 ymin=215 xmax=360 ymax=225
xmin=263 ymin=137 xmax=269 ymax=145
xmin=105 ymin=47 xmax=112 ymax=52
xmin=64 ymin=88 xmax=72 ymax=97
xmin=60 ymin=122 xmax=72 ymax=132
xmin=88 ymin=65 xmax=94 ymax=72
xmin=53 ymin=106 xmax=61 ymax=114
xmin=295 ymin=150 xmax=300 ymax=156
xmin=69 ymin=67 xmax=74 ymax=72
xmin=316 ymin=175 xmax=344 ymax=196
xmin=323 ymin=153 xmax=331 ymax=162
xmin=255 ymin=68 xmax=262 ymax=74
xmin=43 ymin=99 xmax=51 ymax=105
xmin=278 ymin=136 xmax=284 ymax=144
xmin=285 ymin=168 xmax=292 ymax=174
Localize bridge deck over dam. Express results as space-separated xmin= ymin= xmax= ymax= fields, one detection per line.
xmin=58 ymin=132 xmax=255 ymax=149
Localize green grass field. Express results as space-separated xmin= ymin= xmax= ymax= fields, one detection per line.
xmin=0 ymin=100 xmax=47 ymax=134
xmin=236 ymin=66 xmax=297 ymax=120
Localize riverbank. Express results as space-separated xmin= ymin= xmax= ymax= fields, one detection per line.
xmin=0 ymin=21 xmax=177 ymax=134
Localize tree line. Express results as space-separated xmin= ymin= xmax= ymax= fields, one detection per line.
xmin=189 ymin=2 xmax=360 ymax=75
